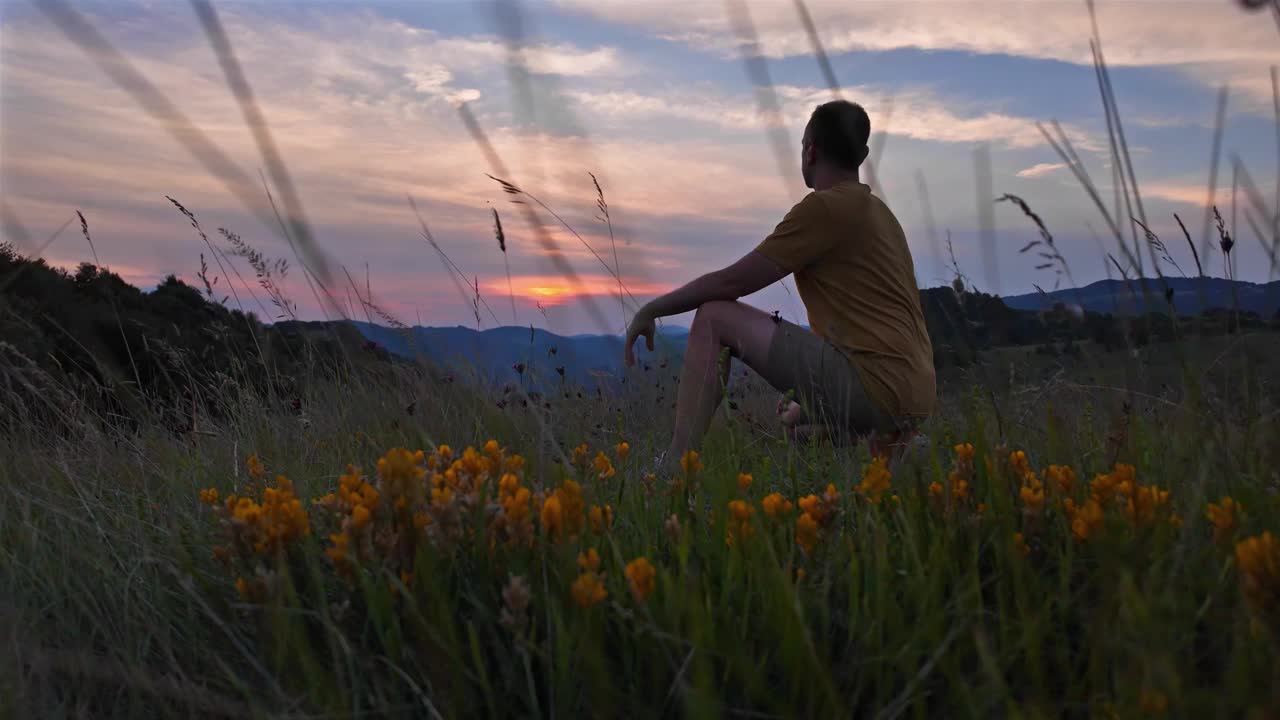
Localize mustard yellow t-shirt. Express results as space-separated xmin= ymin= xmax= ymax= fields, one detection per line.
xmin=754 ymin=181 xmax=936 ymax=419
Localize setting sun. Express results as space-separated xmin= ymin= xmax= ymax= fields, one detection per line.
xmin=486 ymin=275 xmax=668 ymax=306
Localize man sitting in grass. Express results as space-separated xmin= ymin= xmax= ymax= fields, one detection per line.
xmin=623 ymin=99 xmax=935 ymax=468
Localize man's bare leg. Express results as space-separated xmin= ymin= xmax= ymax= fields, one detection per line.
xmin=664 ymin=301 xmax=778 ymax=468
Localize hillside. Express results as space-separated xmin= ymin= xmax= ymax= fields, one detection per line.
xmin=0 ymin=244 xmax=396 ymax=430
xmin=354 ymin=321 xmax=689 ymax=389
xmin=1002 ymin=277 xmax=1280 ymax=316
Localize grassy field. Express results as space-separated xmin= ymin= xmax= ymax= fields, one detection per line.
xmin=3 ymin=328 xmax=1279 ymax=719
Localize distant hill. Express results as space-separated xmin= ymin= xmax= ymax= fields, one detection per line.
xmin=353 ymin=321 xmax=689 ymax=389
xmin=357 ymin=278 xmax=1280 ymax=381
xmin=1002 ymin=278 xmax=1280 ymax=316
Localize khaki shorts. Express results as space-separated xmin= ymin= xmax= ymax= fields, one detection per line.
xmin=763 ymin=319 xmax=900 ymax=435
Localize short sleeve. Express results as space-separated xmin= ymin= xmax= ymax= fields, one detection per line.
xmin=753 ymin=192 xmax=836 ymax=273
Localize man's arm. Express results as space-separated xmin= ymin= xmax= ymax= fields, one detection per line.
xmin=624 ymin=250 xmax=787 ymax=365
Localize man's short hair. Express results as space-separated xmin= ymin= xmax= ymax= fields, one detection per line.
xmin=806 ymin=100 xmax=871 ymax=170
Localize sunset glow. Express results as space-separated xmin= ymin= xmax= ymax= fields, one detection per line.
xmin=2 ymin=1 xmax=1277 ymax=333
xmin=487 ymin=276 xmax=669 ymax=306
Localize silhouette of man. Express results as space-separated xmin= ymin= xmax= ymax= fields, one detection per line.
xmin=624 ymin=100 xmax=934 ymax=467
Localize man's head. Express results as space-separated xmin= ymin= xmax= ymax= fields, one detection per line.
xmin=801 ymin=100 xmax=871 ymax=189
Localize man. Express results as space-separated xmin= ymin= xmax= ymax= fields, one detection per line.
xmin=623 ymin=100 xmax=935 ymax=466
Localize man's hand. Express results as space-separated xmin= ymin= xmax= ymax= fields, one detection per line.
xmin=624 ymin=308 xmax=656 ymax=367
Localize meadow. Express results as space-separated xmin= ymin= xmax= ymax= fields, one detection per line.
xmin=3 ymin=316 xmax=1279 ymax=718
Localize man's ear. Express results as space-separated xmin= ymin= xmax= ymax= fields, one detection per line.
xmin=857 ymin=145 xmax=870 ymax=168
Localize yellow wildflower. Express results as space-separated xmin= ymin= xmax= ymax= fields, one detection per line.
xmin=235 ymin=576 xmax=250 ymax=600
xmin=1009 ymin=450 xmax=1031 ymax=479
xmin=615 ymin=442 xmax=630 ymax=461
xmin=1235 ymin=531 xmax=1280 ymax=615
xmin=589 ymin=504 xmax=614 ymax=534
xmin=1207 ymin=497 xmax=1241 ymax=544
xmin=1091 ymin=463 xmax=1135 ymax=505
xmin=325 ymin=530 xmax=350 ymax=563
xmin=1013 ymin=532 xmax=1030 ymax=557
xmin=540 ymin=480 xmax=585 ymax=541
xmin=857 ymin=456 xmax=892 ymax=504
xmin=737 ymin=473 xmax=753 ymax=492
xmin=572 ymin=443 xmax=589 ymax=468
xmin=726 ymin=499 xmax=755 ymax=547
xmin=541 ymin=495 xmax=563 ymax=539
xmin=578 ymin=548 xmax=601 ymax=573
xmin=1044 ymin=464 xmax=1076 ymax=494
xmin=1123 ymin=484 xmax=1170 ymax=527
xmin=351 ymin=504 xmax=372 ymax=531
xmin=796 ymin=512 xmax=820 ymax=554
xmin=199 ymin=488 xmax=219 ymax=506
xmin=927 ymin=481 xmax=943 ymax=501
xmin=1067 ymin=498 xmax=1104 ymax=541
xmin=571 ymin=572 xmax=607 ymax=608
xmin=761 ymin=493 xmax=794 ymax=520
xmin=680 ymin=450 xmax=704 ymax=476
xmin=593 ymin=451 xmax=616 ymax=480
xmin=625 ymin=557 xmax=656 ymax=601
xmin=246 ymin=454 xmax=265 ymax=481
xmin=798 ymin=484 xmax=840 ymax=526
xmin=504 ymin=453 xmax=526 ymax=474
xmin=1019 ymin=475 xmax=1046 ymax=514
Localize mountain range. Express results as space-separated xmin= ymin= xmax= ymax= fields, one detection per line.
xmin=353 ymin=321 xmax=689 ymax=389
xmin=1002 ymin=277 xmax=1280 ymax=316
xmin=357 ymin=278 xmax=1279 ymax=383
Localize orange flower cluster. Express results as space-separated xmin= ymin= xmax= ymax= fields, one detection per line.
xmin=761 ymin=493 xmax=794 ymax=521
xmin=725 ymin=499 xmax=755 ymax=548
xmin=311 ymin=443 xmax=527 ymax=585
xmin=1060 ymin=463 xmax=1179 ymax=541
xmin=572 ymin=548 xmax=607 ymax=608
xmin=593 ymin=451 xmax=616 ymax=480
xmin=493 ymin=471 xmax=535 ymax=549
xmin=1043 ymin=464 xmax=1076 ymax=495
xmin=541 ymin=479 xmax=586 ymax=542
xmin=589 ymin=504 xmax=614 ymax=534
xmin=202 ymin=468 xmax=310 ymax=603
xmin=931 ymin=443 xmax=977 ymax=514
xmin=1206 ymin=497 xmax=1241 ymax=545
xmin=856 ymin=456 xmax=892 ymax=504
xmin=625 ymin=557 xmax=656 ymax=601
xmin=797 ymin=484 xmax=840 ymax=554
xmin=1235 ymin=531 xmax=1280 ymax=637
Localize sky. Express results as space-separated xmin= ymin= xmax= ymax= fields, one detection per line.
xmin=3 ymin=0 xmax=1279 ymax=335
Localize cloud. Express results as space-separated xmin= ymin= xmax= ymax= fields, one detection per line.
xmin=570 ymin=84 xmax=1100 ymax=151
xmin=554 ymin=0 xmax=1280 ymax=108
xmin=1017 ymin=163 xmax=1067 ymax=179
xmin=0 ymin=5 xmax=803 ymax=329
xmin=555 ymin=1 xmax=1280 ymax=65
xmin=1141 ymin=182 xmax=1215 ymax=208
